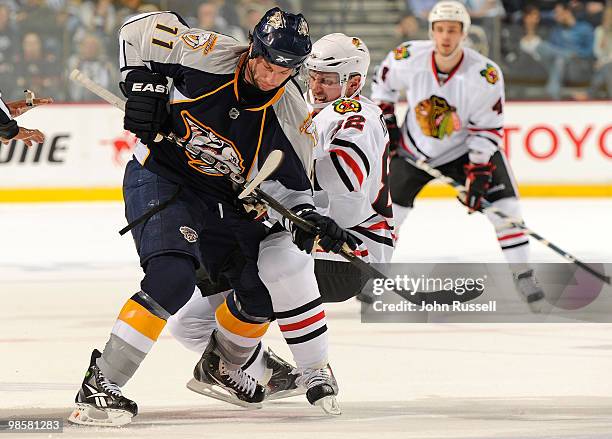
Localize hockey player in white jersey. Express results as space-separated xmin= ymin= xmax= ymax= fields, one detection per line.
xmin=167 ymin=32 xmax=393 ymax=414
xmin=370 ymin=0 xmax=544 ymax=306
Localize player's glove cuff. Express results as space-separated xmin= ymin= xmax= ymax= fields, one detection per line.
xmin=0 ymin=119 xmax=19 ymax=139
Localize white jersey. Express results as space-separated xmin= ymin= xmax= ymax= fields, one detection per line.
xmin=371 ymin=40 xmax=504 ymax=167
xmin=311 ymin=96 xmax=394 ymax=263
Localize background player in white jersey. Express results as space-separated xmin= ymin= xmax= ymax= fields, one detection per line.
xmin=167 ymin=32 xmax=393 ymax=414
xmin=370 ymin=1 xmax=544 ymax=306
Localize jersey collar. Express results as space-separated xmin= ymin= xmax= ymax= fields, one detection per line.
xmin=431 ymin=51 xmax=464 ymax=86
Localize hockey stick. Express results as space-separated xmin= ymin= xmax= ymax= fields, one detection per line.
xmin=70 ymin=70 xmax=450 ymax=303
xmin=238 ymin=150 xmax=283 ymax=199
xmin=402 ymin=153 xmax=611 ymax=285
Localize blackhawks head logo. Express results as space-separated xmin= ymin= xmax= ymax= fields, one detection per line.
xmin=414 ymin=95 xmax=461 ymax=140
xmin=480 ymin=63 xmax=499 ymax=85
xmin=393 ymin=43 xmax=411 ymax=60
xmin=333 ymin=99 xmax=362 ymax=114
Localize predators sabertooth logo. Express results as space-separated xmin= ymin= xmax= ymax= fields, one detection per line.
xmin=480 ymin=63 xmax=499 ymax=85
xmin=180 ymin=111 xmax=245 ymax=176
xmin=333 ymin=99 xmax=362 ymax=114
xmin=181 ymin=32 xmax=218 ymax=55
xmin=415 ymin=95 xmax=461 ymax=140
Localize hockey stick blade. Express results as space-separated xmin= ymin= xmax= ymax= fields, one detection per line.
xmin=239 ymin=150 xmax=284 ymax=199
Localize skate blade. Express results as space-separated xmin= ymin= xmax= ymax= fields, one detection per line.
xmin=186 ymin=378 xmax=262 ymax=410
xmin=314 ymin=395 xmax=341 ymax=415
xmin=68 ymin=403 xmax=133 ymax=427
xmin=266 ymin=386 xmax=307 ymax=401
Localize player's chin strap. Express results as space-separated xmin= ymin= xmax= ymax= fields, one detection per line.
xmin=401 ymin=151 xmax=611 ymax=286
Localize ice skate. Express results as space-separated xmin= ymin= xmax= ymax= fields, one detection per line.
xmin=513 ymin=269 xmax=546 ymax=313
xmin=295 ymin=364 xmax=341 ymax=415
xmin=264 ymin=348 xmax=305 ymax=401
xmin=68 ymin=349 xmax=137 ymax=427
xmin=187 ymin=330 xmax=265 ymax=409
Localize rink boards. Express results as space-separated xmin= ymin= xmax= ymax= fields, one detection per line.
xmin=0 ymin=101 xmax=610 ymax=201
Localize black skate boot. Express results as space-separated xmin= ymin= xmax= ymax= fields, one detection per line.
xmin=186 ymin=330 xmax=265 ymax=409
xmin=68 ymin=349 xmax=138 ymax=427
xmin=295 ymin=364 xmax=341 ymax=415
xmin=264 ymin=348 xmax=305 ymax=401
xmin=513 ymin=269 xmax=546 ymax=313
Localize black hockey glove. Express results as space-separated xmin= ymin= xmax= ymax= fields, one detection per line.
xmin=379 ymin=102 xmax=400 ymax=154
xmin=291 ymin=207 xmax=359 ymax=254
xmin=235 ymin=195 xmax=268 ymax=221
xmin=120 ymin=70 xmax=169 ymax=144
xmin=461 ymin=162 xmax=496 ymax=212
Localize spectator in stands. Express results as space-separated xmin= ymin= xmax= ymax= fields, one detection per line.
xmin=197 ymin=1 xmax=246 ymax=42
xmin=16 ymin=0 xmax=65 ymax=57
xmin=465 ymin=0 xmax=505 ymax=57
xmin=0 ymin=4 xmax=16 ymax=99
xmin=395 ymin=13 xmax=427 ymax=42
xmin=15 ymin=32 xmax=63 ymax=100
xmin=239 ymin=2 xmax=267 ymax=35
xmin=520 ymin=2 xmax=594 ymax=99
xmin=78 ymin=0 xmax=117 ymax=42
xmin=116 ymin=0 xmax=159 ymax=26
xmin=576 ymin=5 xmax=612 ymax=98
xmin=67 ymin=33 xmax=116 ymax=101
xmin=406 ymin=0 xmax=439 ymax=22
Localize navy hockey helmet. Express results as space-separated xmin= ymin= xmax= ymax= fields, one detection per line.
xmin=251 ymin=7 xmax=312 ymax=69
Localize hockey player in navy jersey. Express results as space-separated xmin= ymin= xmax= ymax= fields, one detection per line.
xmin=69 ymin=8 xmax=358 ymax=426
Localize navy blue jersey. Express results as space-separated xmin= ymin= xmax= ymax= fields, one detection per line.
xmin=120 ymin=12 xmax=317 ymax=208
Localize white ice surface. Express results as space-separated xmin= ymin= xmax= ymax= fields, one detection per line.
xmin=1 ymin=199 xmax=611 ymax=438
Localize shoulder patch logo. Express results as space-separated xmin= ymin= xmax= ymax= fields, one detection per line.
xmin=300 ymin=113 xmax=317 ymax=147
xmin=179 ymin=226 xmax=198 ymax=243
xmin=480 ymin=64 xmax=499 ymax=85
xmin=181 ymin=32 xmax=217 ymax=55
xmin=333 ymin=99 xmax=362 ymax=114
xmin=393 ymin=43 xmax=411 ymax=60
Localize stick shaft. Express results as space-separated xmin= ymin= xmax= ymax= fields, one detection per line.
xmin=404 ymin=154 xmax=610 ymax=284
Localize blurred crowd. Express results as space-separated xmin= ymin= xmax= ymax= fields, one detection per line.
xmin=0 ymin=0 xmax=610 ymax=101
xmin=397 ymin=0 xmax=612 ymax=99
xmin=0 ymin=0 xmax=297 ymax=101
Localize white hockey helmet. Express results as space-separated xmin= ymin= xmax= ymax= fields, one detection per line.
xmin=304 ymin=33 xmax=370 ymax=108
xmin=428 ymin=1 xmax=471 ymax=36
